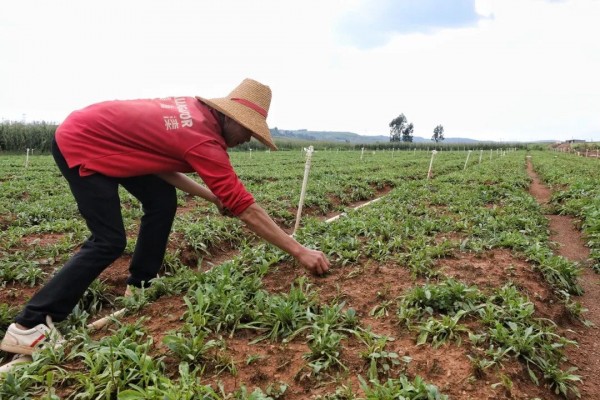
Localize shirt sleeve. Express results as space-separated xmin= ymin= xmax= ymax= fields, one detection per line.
xmin=184 ymin=141 xmax=255 ymax=216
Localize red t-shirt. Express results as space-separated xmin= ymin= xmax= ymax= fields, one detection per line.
xmin=55 ymin=97 xmax=254 ymax=215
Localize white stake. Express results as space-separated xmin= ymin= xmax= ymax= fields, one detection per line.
xmin=463 ymin=150 xmax=472 ymax=170
xmin=293 ymin=146 xmax=314 ymax=234
xmin=360 ymin=147 xmax=365 ymax=160
xmin=427 ymin=150 xmax=437 ymax=179
xmin=479 ymin=149 xmax=483 ymax=164
xmin=490 ymin=149 xmax=493 ymax=160
xmin=25 ymin=148 xmax=30 ymax=168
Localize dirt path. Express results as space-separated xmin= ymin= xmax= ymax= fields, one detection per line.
xmin=526 ymin=157 xmax=600 ymax=399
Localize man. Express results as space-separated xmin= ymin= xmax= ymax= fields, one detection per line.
xmin=1 ymin=78 xmax=330 ymax=355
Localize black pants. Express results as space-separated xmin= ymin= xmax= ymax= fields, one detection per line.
xmin=15 ymin=138 xmax=177 ymax=327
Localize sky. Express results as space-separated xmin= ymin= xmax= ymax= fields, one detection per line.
xmin=1 ymin=0 xmax=599 ymax=142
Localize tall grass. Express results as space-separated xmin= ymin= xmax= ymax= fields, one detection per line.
xmin=0 ymin=121 xmax=57 ymax=153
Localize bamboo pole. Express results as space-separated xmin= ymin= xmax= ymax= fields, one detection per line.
xmin=86 ymin=308 xmax=127 ymax=331
xmin=463 ymin=150 xmax=472 ymax=170
xmin=427 ymin=150 xmax=437 ymax=179
xmin=293 ymin=146 xmax=314 ymax=234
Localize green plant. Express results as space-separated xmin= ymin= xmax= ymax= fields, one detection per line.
xmin=68 ymin=321 xmax=165 ymax=398
xmin=467 ymin=354 xmax=496 ymax=378
xmin=358 ymin=331 xmax=408 ymax=380
xmin=313 ymin=385 xmax=356 ymax=399
xmin=117 ymin=362 xmax=221 ymax=399
xmin=416 ymin=311 xmax=469 ymax=348
xmin=536 ymin=357 xmax=581 ymax=398
xmin=491 ymin=373 xmax=513 ymax=396
xmin=303 ymin=323 xmax=347 ymax=375
xmin=397 ymin=279 xmax=483 ymax=326
xmin=162 ymin=325 xmax=221 ymax=363
xmin=359 ymin=375 xmax=448 ymax=399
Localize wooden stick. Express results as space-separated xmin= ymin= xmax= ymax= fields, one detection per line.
xmin=293 ymin=146 xmax=314 ymax=234
xmin=86 ymin=308 xmax=127 ymax=331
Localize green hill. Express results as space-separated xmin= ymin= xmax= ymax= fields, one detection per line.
xmin=270 ymin=128 xmax=480 ymax=144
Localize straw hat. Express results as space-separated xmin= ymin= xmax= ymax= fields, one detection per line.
xmin=196 ymin=78 xmax=277 ymax=150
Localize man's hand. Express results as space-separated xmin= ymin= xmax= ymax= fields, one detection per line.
xmin=238 ymin=203 xmax=331 ymax=275
xmin=296 ymin=247 xmax=330 ymax=275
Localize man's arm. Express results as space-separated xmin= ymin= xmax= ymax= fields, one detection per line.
xmin=238 ymin=203 xmax=330 ymax=275
xmin=159 ymin=173 xmax=329 ymax=274
xmin=158 ymin=172 xmax=223 ymax=210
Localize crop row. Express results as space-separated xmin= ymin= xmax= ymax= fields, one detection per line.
xmin=527 ymin=151 xmax=600 ymax=271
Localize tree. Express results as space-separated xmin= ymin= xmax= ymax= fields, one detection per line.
xmin=389 ymin=114 xmax=414 ymax=142
xmin=401 ymin=123 xmax=414 ymax=142
xmin=432 ymin=125 xmax=444 ymax=143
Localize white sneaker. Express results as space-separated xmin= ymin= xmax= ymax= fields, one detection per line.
xmin=0 ymin=316 xmax=63 ymax=355
xmin=0 ymin=353 xmax=33 ymax=374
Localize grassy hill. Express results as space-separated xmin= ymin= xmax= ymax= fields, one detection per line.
xmin=270 ymin=128 xmax=480 ymax=144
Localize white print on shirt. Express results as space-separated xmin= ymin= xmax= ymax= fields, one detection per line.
xmin=163 ymin=116 xmax=179 ymax=130
xmin=161 ymin=97 xmax=193 ymax=131
xmin=174 ymin=97 xmax=193 ymax=127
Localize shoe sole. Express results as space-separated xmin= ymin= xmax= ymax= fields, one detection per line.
xmin=0 ymin=354 xmax=33 ymax=374
xmin=0 ymin=341 xmax=35 ymax=355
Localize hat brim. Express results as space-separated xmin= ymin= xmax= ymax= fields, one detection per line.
xmin=196 ymin=96 xmax=277 ymax=151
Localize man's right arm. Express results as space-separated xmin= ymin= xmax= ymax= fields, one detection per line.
xmin=238 ymin=203 xmax=330 ymax=275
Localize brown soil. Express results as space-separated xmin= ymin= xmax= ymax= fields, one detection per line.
xmin=527 ymin=156 xmax=600 ymax=399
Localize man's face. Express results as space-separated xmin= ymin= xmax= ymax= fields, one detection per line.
xmin=223 ymin=116 xmax=253 ymax=148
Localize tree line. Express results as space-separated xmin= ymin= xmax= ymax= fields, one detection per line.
xmin=0 ymin=121 xmax=57 ymax=153
xmin=389 ymin=114 xmax=444 ymax=143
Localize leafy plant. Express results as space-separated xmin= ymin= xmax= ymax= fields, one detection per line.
xmin=303 ymin=323 xmax=347 ymax=375
xmin=357 ymin=331 xmax=408 ymax=380
xmin=416 ymin=311 xmax=469 ymax=348
xmin=359 ymin=375 xmax=448 ymax=399
xmin=162 ymin=325 xmax=221 ymax=364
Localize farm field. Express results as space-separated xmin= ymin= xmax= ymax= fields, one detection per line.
xmin=1 ymin=148 xmax=599 ymax=399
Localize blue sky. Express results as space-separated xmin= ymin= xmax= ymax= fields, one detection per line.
xmin=1 ymin=0 xmax=598 ymax=142
xmin=337 ymin=0 xmax=483 ymax=48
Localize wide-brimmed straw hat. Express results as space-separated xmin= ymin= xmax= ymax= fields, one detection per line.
xmin=196 ymin=78 xmax=277 ymax=150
